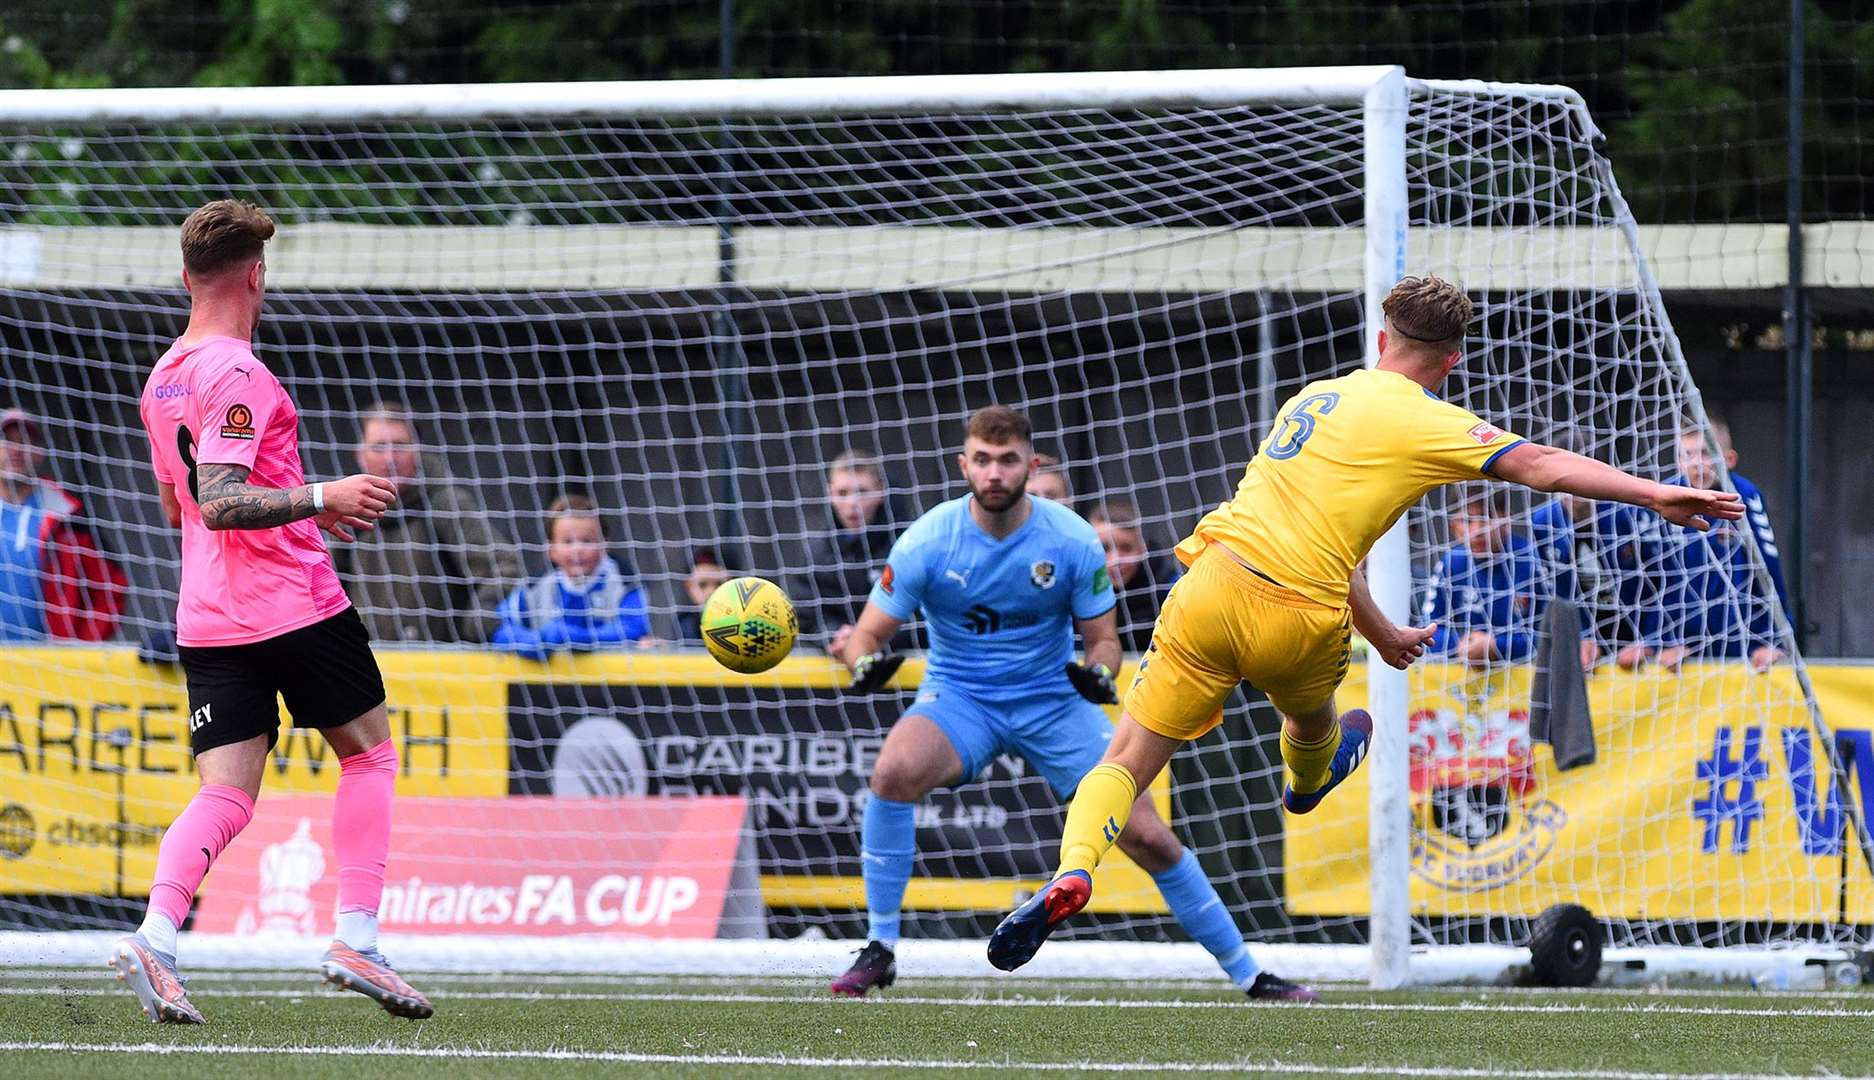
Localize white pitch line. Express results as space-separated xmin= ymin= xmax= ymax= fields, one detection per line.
xmin=5 ymin=968 xmax=1860 ymax=1001
xmin=0 ymin=969 xmax=1238 ymax=993
xmin=2 ymin=1042 xmax=1871 ymax=1080
xmin=14 ymin=985 xmax=1874 ymax=1019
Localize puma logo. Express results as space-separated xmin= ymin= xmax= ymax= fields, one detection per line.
xmin=944 ymin=569 xmax=970 ymax=588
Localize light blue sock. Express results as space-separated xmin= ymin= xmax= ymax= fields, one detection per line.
xmin=861 ymin=793 xmax=917 ymax=947
xmin=1153 ymin=848 xmax=1259 ymax=988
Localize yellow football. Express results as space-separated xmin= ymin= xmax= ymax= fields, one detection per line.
xmin=700 ymin=576 xmax=799 ymax=674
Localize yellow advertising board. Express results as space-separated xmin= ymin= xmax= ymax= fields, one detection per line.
xmin=8 ymin=647 xmax=1868 ymax=922
xmin=0 ymin=648 xmax=509 ymax=897
xmin=1285 ymin=662 xmax=1874 ymax=923
xmin=0 ymin=647 xmax=1167 ymax=913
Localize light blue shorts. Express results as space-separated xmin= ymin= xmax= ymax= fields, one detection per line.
xmin=906 ymin=680 xmax=1116 ymax=798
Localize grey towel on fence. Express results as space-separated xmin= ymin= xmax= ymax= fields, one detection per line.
xmin=1529 ymin=598 xmax=1597 ymax=771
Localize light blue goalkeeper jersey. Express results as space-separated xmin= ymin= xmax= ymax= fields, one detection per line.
xmin=868 ymin=494 xmax=1115 ymax=699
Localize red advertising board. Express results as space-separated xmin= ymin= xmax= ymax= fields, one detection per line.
xmin=194 ymin=796 xmax=747 ymax=938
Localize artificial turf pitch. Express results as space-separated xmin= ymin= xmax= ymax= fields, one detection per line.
xmin=2 ymin=967 xmax=1871 ymax=1078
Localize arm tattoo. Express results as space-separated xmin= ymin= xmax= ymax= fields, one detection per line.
xmin=196 ymin=463 xmax=316 ymax=531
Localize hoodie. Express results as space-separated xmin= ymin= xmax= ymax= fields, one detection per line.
xmin=1528 ymin=496 xmax=1669 ymax=649
xmin=0 ymin=476 xmax=126 ymax=642
xmin=492 ymin=555 xmax=651 ymax=661
xmin=1421 ymin=533 xmax=1543 ymax=664
xmin=1660 ymin=471 xmax=1791 ymax=658
xmin=794 ymin=488 xmax=922 ymax=652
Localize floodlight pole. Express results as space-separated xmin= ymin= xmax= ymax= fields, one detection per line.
xmin=1783 ymin=0 xmax=1810 ymax=649
xmin=710 ymin=0 xmax=753 ymax=564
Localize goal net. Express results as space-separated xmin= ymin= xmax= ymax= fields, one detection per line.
xmin=0 ymin=69 xmax=1856 ymax=983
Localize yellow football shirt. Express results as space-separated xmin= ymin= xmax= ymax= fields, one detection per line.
xmin=1175 ymin=367 xmax=1525 ymax=607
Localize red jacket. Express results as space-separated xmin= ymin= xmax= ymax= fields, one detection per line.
xmin=33 ymin=480 xmax=126 ymax=642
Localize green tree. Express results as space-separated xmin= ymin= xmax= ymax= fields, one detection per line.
xmin=1619 ymin=0 xmax=1873 ymax=222
xmin=193 ymin=0 xmax=349 ymax=87
xmin=0 ymin=1 xmax=1868 ymax=223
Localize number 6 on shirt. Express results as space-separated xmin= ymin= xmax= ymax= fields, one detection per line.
xmin=1265 ymin=392 xmax=1341 ymax=460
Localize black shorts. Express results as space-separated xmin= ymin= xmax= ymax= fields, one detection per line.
xmin=179 ymin=607 xmax=387 ymax=756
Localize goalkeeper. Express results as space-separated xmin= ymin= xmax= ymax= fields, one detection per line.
xmin=989 ymin=275 xmax=1747 ymax=972
xmin=830 ymin=405 xmax=1314 ymax=1002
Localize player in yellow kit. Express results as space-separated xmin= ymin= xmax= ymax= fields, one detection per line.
xmin=988 ymin=275 xmax=1746 ymax=971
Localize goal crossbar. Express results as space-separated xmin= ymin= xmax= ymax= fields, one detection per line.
xmin=0 ymin=66 xmax=1473 ymax=123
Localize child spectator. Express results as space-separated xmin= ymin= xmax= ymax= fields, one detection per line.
xmin=1422 ymin=487 xmax=1541 ymax=668
xmin=675 ymin=547 xmax=730 ymax=644
xmin=494 ymin=494 xmax=652 ymax=660
xmin=1029 ymin=452 xmax=1074 ymax=508
xmin=1086 ymin=497 xmax=1177 ymax=655
xmin=798 ymin=446 xmax=919 ymax=656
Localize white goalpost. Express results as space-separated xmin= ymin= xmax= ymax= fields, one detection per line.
xmin=1359 ymin=66 xmax=1414 ymax=991
xmin=0 ymin=66 xmax=1860 ymax=989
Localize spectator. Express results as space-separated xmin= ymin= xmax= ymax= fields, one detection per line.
xmin=799 ymin=447 xmax=918 ymax=655
xmin=1656 ymin=415 xmax=1790 ymax=672
xmin=331 ymin=401 xmax=524 ymax=644
xmin=1087 ymin=497 xmax=1177 ymax=655
xmin=1526 ymin=426 xmax=1669 ymax=672
xmin=1422 ymin=486 xmax=1541 ymax=668
xmin=0 ymin=407 xmax=126 ymax=641
xmin=494 ymin=494 xmax=653 ymax=660
xmin=1029 ymin=452 xmax=1073 ymax=507
xmin=675 ymin=547 xmax=730 ymax=644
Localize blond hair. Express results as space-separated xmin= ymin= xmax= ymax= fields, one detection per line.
xmin=1382 ymin=275 xmax=1474 ymax=352
xmin=1680 ymin=412 xmax=1733 ymax=452
xmin=827 ymin=447 xmax=886 ymax=488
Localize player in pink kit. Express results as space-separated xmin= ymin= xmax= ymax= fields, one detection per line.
xmin=112 ymin=200 xmax=431 ymax=1023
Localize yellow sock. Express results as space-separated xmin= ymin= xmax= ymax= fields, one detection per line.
xmin=1056 ymin=763 xmax=1138 ymax=877
xmin=1282 ymin=725 xmax=1341 ymax=795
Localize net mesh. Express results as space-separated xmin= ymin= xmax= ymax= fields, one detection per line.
xmin=0 ymin=78 xmax=1852 ymax=956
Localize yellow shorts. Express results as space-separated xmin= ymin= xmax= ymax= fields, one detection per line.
xmin=1123 ymin=544 xmax=1352 ymax=741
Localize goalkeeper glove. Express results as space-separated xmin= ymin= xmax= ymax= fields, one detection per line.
xmin=848 ymin=651 xmax=907 ymax=694
xmin=1065 ymin=661 xmax=1118 ymax=705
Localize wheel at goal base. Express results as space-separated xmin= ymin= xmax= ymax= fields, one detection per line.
xmin=700 ymin=576 xmax=799 ymax=674
xmin=1528 ymin=903 xmax=1603 ymax=988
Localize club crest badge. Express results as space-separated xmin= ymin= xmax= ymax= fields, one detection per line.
xmin=1409 ymin=674 xmax=1567 ymax=893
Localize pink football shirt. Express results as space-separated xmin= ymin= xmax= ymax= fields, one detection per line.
xmin=140 ymin=336 xmax=349 ymax=647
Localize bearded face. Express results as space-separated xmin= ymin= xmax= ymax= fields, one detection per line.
xmin=959 ymin=436 xmax=1030 ymax=513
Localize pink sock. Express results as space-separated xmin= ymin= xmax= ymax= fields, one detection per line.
xmin=148 ymin=783 xmax=255 ymax=928
xmin=334 ymin=738 xmax=398 ymax=915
